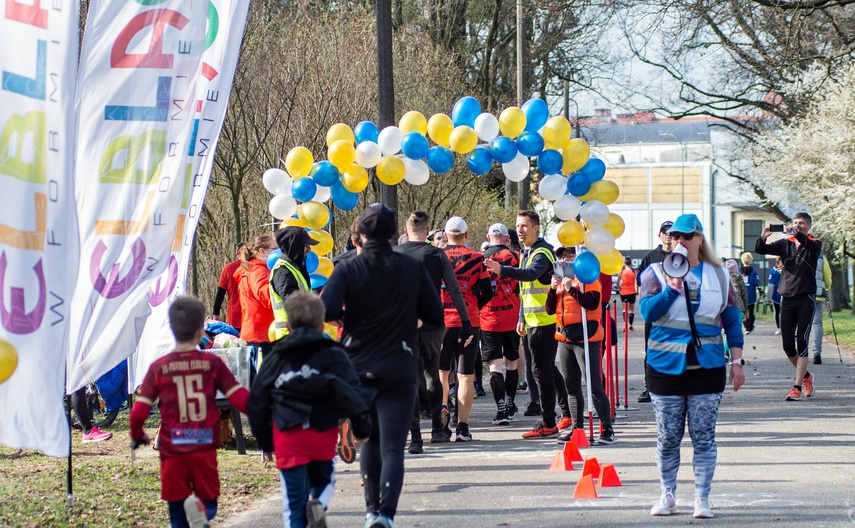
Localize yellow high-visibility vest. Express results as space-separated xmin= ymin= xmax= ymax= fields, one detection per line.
xmin=519 ymin=246 xmax=556 ymax=327
xmin=269 ymin=258 xmax=310 ymax=340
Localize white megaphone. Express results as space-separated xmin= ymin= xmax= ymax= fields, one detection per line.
xmin=662 ymin=243 xmax=689 ymax=278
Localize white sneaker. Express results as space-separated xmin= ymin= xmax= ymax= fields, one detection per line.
xmin=184 ymin=495 xmax=210 ymax=528
xmin=650 ymin=489 xmax=677 ymax=516
xmin=693 ymin=496 xmax=714 ymax=518
xmin=775 ymin=329 xmax=781 ymax=335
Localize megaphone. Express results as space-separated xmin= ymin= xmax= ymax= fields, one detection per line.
xmin=662 ymin=243 xmax=689 ymax=278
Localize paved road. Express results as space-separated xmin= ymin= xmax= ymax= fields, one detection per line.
xmin=221 ymin=320 xmax=855 ymax=527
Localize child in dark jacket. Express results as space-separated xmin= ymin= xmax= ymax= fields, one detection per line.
xmin=248 ymin=291 xmax=373 ymax=528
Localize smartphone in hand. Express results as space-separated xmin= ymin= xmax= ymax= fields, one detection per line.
xmin=770 ymin=224 xmax=785 ymax=232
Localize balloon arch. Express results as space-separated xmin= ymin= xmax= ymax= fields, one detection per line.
xmin=261 ymin=96 xmax=626 ymax=287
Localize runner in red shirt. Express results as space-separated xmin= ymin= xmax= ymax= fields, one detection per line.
xmin=439 ymin=216 xmax=493 ymax=441
xmin=212 ymin=242 xmax=246 ymax=331
xmin=130 ymin=296 xmax=250 ymax=528
xmin=480 ymin=223 xmax=522 ymax=425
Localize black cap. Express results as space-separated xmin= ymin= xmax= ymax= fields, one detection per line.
xmin=556 ymin=246 xmax=576 ymax=258
xmin=275 ymin=226 xmax=318 ymax=252
xmin=659 ymin=221 xmax=674 ymax=234
xmin=358 ymin=203 xmax=396 ymax=240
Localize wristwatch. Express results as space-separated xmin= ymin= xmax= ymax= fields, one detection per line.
xmin=730 ymin=358 xmax=745 ymax=366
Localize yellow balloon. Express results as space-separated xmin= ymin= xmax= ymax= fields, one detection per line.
xmin=0 ymin=339 xmax=18 ymax=384
xmin=299 ymin=201 xmax=331 ymax=230
xmin=323 ymin=322 xmax=339 ymax=340
xmin=285 ymin=147 xmax=314 ymax=179
xmin=326 ymin=123 xmax=355 ymax=147
xmin=399 ymin=111 xmax=428 ymax=135
xmin=328 ymin=139 xmax=355 ymax=169
xmin=448 ymin=126 xmax=478 ymax=154
xmin=342 ymin=164 xmax=369 ymax=193
xmin=597 ymin=249 xmax=624 ymax=275
xmin=428 ymin=114 xmax=454 ymax=147
xmin=315 ymin=256 xmax=334 ymax=278
xmin=562 ymin=138 xmax=590 ymax=175
xmin=603 ymin=213 xmax=626 ymax=238
xmin=308 ymin=230 xmax=334 ymax=256
xmin=543 ymin=116 xmax=572 ymax=150
xmin=578 ymin=180 xmax=620 ymax=205
xmin=281 ymin=217 xmax=308 ymax=229
xmin=557 ymin=220 xmax=585 ymax=247
xmin=376 ymin=155 xmax=406 ymax=185
xmin=499 ymin=107 xmax=526 ymax=138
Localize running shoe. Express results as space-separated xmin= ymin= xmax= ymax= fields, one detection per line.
xmin=408 ymin=439 xmax=424 ymax=454
xmin=517 ymin=381 xmax=528 ymax=393
xmin=507 ymin=402 xmax=518 ymax=420
xmin=556 ymin=427 xmax=583 ymax=443
xmin=775 ymin=328 xmax=781 ymax=335
xmin=492 ymin=412 xmax=510 ymax=426
xmin=474 ymin=384 xmax=486 ymax=398
xmin=598 ymin=430 xmax=616 ymax=445
xmin=650 ymin=489 xmax=677 ymax=516
xmin=813 ymin=354 xmax=821 ymax=364
xmin=336 ymin=419 xmax=356 ymax=464
xmin=556 ymin=416 xmax=574 ymax=430
xmin=803 ymin=372 xmax=815 ymax=397
xmin=306 ymin=499 xmax=328 ymax=528
xmin=430 ymin=429 xmax=451 ymax=443
xmin=455 ymin=422 xmax=472 ymax=442
xmin=82 ymin=427 xmax=112 ymax=444
xmin=523 ymin=402 xmax=542 ymax=416
xmin=693 ymin=496 xmax=713 ymax=519
xmin=785 ymin=387 xmax=802 ymax=401
xmin=521 ymin=423 xmax=558 ymax=439
xmin=184 ymin=495 xmax=210 ymax=528
xmin=365 ymin=514 xmax=393 ymax=528
xmin=638 ymin=390 xmax=651 ymax=403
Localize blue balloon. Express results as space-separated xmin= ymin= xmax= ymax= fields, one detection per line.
xmin=537 ymin=149 xmax=563 ymax=175
xmin=522 ymin=98 xmax=549 ymax=132
xmin=311 ymin=161 xmax=340 ymax=187
xmin=466 ymin=147 xmax=493 ymax=175
xmin=489 ymin=136 xmax=518 ymax=164
xmin=401 ymin=132 xmax=430 ymax=160
xmin=291 ymin=177 xmax=317 ymax=202
xmin=566 ymin=173 xmax=592 ymax=197
xmin=310 ymin=273 xmax=328 ymax=290
xmin=266 ymin=249 xmax=282 ymax=270
xmin=354 ymin=121 xmax=379 ymax=144
xmin=572 ymin=251 xmax=601 ymax=285
xmin=451 ymin=96 xmax=482 ymax=128
xmin=577 ymin=157 xmax=607 ymax=182
xmin=516 ymin=131 xmax=544 ymax=157
xmin=331 ymin=182 xmax=359 ymax=211
xmin=426 ymin=146 xmax=454 ymax=173
xmin=305 ymin=250 xmax=319 ymax=274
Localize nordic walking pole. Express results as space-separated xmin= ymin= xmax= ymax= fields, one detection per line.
xmin=825 ymin=297 xmax=843 ymax=363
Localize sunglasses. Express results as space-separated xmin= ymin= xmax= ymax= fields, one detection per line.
xmin=669 ymin=231 xmax=696 ymax=241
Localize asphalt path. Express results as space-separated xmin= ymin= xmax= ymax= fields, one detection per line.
xmin=222 ymin=319 xmax=855 ymax=527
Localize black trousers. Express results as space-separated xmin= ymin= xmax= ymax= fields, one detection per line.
xmin=557 ymin=341 xmax=613 ymax=431
xmin=523 ymin=324 xmax=562 ymax=428
xmin=780 ymin=294 xmax=815 ymax=358
xmin=410 ymin=327 xmax=445 ymax=440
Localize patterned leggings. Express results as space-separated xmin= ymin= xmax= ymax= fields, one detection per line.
xmin=650 ymin=392 xmax=722 ymax=499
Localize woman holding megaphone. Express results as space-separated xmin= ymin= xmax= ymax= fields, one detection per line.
xmin=638 ymin=214 xmax=745 ymax=520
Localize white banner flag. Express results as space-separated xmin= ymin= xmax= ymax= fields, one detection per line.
xmin=0 ymin=1 xmax=79 ymax=456
xmin=67 ymin=0 xmax=209 ymax=393
xmin=132 ymin=0 xmax=251 ymax=390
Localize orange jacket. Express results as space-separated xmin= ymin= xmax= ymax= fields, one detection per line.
xmin=555 ymin=278 xmax=604 ymax=342
xmin=234 ymin=258 xmax=273 ymax=343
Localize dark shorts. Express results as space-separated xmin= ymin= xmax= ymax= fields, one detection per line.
xmin=480 ymin=330 xmax=521 ymax=362
xmin=439 ymin=327 xmax=479 ymax=374
xmin=160 ymin=449 xmax=219 ymax=502
xmin=620 ymin=294 xmax=637 ymax=304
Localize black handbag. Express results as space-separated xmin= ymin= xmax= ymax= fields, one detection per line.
xmin=560 ymin=320 xmax=600 ymax=342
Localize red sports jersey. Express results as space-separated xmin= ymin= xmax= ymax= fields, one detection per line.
xmin=137 ymin=349 xmax=242 ymax=458
xmin=217 ymin=259 xmax=243 ymax=328
xmin=442 ymin=245 xmax=488 ymax=328
xmin=480 ymin=246 xmax=520 ymax=332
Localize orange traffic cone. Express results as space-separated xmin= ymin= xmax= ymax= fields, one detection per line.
xmin=549 ymin=450 xmax=574 ymax=471
xmin=582 ymin=457 xmax=601 ymax=479
xmin=598 ymin=463 xmax=622 ymax=487
xmin=563 ymin=440 xmax=584 ymax=462
xmin=571 ymin=427 xmax=590 ymax=448
xmin=572 ymin=474 xmax=599 ymax=499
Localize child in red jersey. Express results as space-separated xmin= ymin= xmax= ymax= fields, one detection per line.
xmin=248 ymin=290 xmax=373 ymax=528
xmin=130 ymin=296 xmax=250 ymax=528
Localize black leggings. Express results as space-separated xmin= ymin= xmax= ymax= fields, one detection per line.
xmin=557 ymin=341 xmax=612 ymax=431
xmin=411 ymin=328 xmax=444 ymax=439
xmin=780 ymin=294 xmax=815 ymax=358
xmin=743 ymin=303 xmax=756 ymax=332
xmin=71 ymin=387 xmax=93 ymax=433
xmin=361 ymin=380 xmax=417 ymax=520
xmin=773 ymin=303 xmax=781 ymax=329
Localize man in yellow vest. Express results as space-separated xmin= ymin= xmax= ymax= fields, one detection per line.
xmin=485 ymin=210 xmax=566 ymax=439
xmin=270 ymin=226 xmax=317 ymax=340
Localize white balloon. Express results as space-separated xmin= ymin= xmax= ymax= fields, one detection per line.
xmin=584 ymin=227 xmax=616 ymax=255
xmin=313 ymin=184 xmax=331 ymax=203
xmin=580 ymin=200 xmax=610 ymax=228
xmin=538 ymin=174 xmax=567 ymax=202
xmin=268 ymin=194 xmax=297 ymax=219
xmin=262 ymin=168 xmax=292 ymax=195
xmin=355 ymin=141 xmax=382 ymax=168
xmin=502 ymin=152 xmax=530 ymax=182
xmin=378 ymin=126 xmax=403 ymax=156
xmin=474 ymin=113 xmax=499 ymax=142
xmin=554 ymin=195 xmax=581 ymax=220
xmin=403 ymin=159 xmax=430 ymax=185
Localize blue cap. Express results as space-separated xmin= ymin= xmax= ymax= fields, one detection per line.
xmin=667 ymin=214 xmax=703 ymax=234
